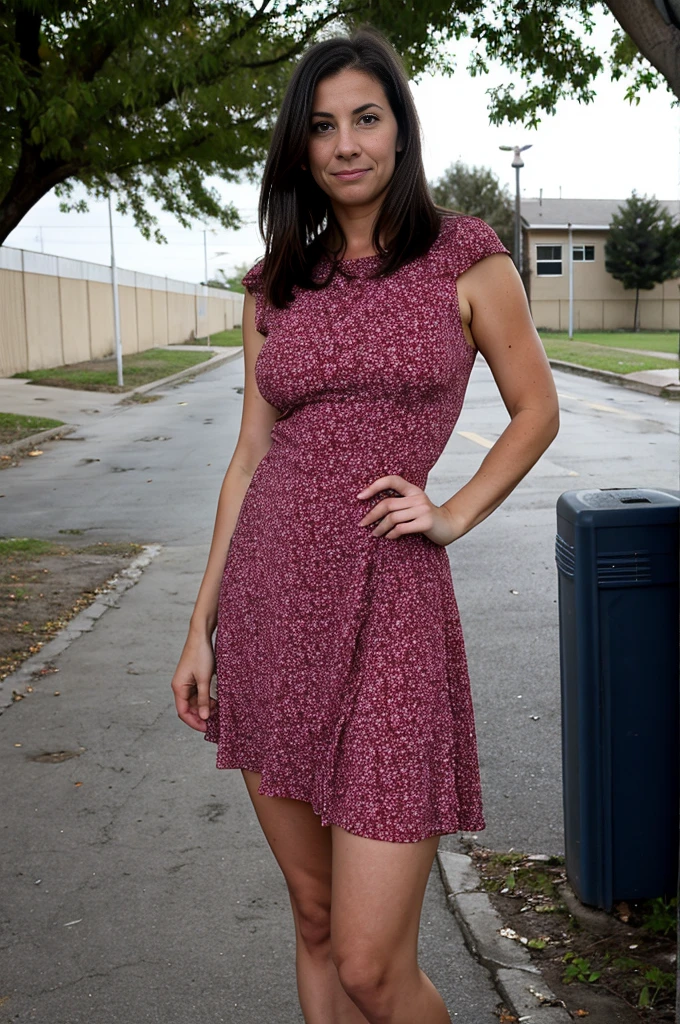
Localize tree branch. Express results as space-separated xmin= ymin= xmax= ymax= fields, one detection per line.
xmin=605 ymin=0 xmax=680 ymax=99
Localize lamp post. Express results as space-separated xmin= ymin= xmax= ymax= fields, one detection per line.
xmin=107 ymin=194 xmax=124 ymax=388
xmin=499 ymin=144 xmax=532 ymax=273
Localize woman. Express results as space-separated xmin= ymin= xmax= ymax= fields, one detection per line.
xmin=171 ymin=26 xmax=559 ymax=1024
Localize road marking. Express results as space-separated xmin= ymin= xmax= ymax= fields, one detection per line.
xmin=557 ymin=391 xmax=643 ymax=421
xmin=458 ymin=431 xmax=494 ymax=449
xmin=458 ymin=428 xmax=579 ymax=477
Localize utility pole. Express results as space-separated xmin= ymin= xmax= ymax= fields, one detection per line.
xmin=203 ymin=229 xmax=210 ymax=348
xmin=107 ymin=195 xmax=124 ymax=388
xmin=568 ymin=223 xmax=574 ymax=340
xmin=499 ymin=144 xmax=532 ymax=274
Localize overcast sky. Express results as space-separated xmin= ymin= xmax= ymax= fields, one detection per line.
xmin=5 ymin=9 xmax=679 ymax=284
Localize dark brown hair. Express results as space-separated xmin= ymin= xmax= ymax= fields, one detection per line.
xmin=258 ymin=26 xmax=442 ymax=307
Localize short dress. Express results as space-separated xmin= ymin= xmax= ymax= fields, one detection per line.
xmin=205 ymin=214 xmax=511 ymax=843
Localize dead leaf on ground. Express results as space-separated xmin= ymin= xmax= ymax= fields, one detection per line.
xmin=27 ymin=450 xmax=44 ymax=456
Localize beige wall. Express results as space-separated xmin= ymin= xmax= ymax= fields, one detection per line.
xmin=59 ymin=277 xmax=90 ymax=365
xmin=88 ymin=281 xmax=114 ymax=359
xmin=25 ymin=273 xmax=63 ymax=370
xmin=527 ymin=229 xmax=680 ymax=332
xmin=151 ymin=290 xmax=168 ymax=347
xmin=167 ymin=291 xmax=196 ymax=344
xmin=0 ymin=250 xmax=243 ymax=376
xmin=0 ymin=269 xmax=28 ymax=377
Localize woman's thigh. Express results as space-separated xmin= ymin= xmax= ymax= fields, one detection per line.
xmin=241 ymin=770 xmax=333 ymax=944
xmin=329 ymin=825 xmax=440 ymax=977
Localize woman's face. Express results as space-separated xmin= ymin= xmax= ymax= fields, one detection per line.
xmin=307 ymin=68 xmax=402 ymax=213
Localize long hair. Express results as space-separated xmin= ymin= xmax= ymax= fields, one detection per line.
xmin=258 ymin=26 xmax=442 ymax=308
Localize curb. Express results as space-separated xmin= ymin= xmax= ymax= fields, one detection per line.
xmin=0 ymin=423 xmax=77 ymax=460
xmin=0 ymin=542 xmax=162 ymax=713
xmin=437 ymin=850 xmax=573 ymax=1023
xmin=116 ymin=347 xmax=243 ymax=401
xmin=548 ymin=358 xmax=680 ymax=400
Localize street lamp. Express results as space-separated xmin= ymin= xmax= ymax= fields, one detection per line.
xmin=499 ymin=144 xmax=532 ymax=273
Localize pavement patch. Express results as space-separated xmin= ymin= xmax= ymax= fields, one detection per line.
xmin=0 ymin=542 xmax=161 ymax=712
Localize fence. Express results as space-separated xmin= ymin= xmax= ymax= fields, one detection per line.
xmin=0 ymin=246 xmax=245 ymax=377
xmin=530 ymin=297 xmax=680 ymax=333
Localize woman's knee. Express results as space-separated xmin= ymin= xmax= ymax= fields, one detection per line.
xmin=290 ymin=890 xmax=332 ymax=952
xmin=331 ymin=947 xmax=393 ymax=1004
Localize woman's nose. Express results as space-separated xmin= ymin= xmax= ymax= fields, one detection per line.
xmin=334 ymin=124 xmax=360 ymax=159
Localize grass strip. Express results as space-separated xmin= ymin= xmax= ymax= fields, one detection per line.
xmin=542 ymin=340 xmax=679 ymax=375
xmin=191 ymin=328 xmax=243 ymax=347
xmin=0 ymin=412 xmax=65 ymax=445
xmin=541 ymin=331 xmax=678 ymax=354
xmin=12 ymin=348 xmax=213 ymax=393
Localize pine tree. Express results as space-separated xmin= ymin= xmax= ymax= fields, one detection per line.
xmin=604 ymin=193 xmax=680 ymax=331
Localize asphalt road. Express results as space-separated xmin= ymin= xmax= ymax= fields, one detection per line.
xmin=0 ymin=356 xmax=677 ymax=1023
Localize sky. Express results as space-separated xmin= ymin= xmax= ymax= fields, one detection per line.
xmin=5 ymin=9 xmax=679 ymax=284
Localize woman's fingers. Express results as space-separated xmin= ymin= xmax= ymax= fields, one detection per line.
xmin=172 ymin=667 xmax=216 ymax=733
xmin=369 ymin=505 xmax=432 ymax=538
xmin=359 ymin=493 xmax=414 ymax=525
xmin=356 ymin=474 xmax=420 ymax=500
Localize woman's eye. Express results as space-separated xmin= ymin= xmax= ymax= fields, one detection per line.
xmin=311 ymin=122 xmax=332 ymax=133
xmin=359 ymin=114 xmax=378 ymax=125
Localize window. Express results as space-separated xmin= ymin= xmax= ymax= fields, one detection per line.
xmin=536 ymin=244 xmax=562 ymax=276
xmin=572 ymin=244 xmax=595 ymax=262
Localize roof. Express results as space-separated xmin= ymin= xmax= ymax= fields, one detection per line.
xmin=521 ymin=197 xmax=680 ymax=230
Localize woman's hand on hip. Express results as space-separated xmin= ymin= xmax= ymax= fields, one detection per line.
xmin=171 ymin=632 xmax=217 ymax=732
xmin=356 ymin=474 xmax=465 ymax=547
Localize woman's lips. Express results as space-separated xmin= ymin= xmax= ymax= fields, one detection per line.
xmin=332 ymin=169 xmax=370 ymax=181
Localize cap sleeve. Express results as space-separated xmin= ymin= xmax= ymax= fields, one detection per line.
xmin=439 ymin=214 xmax=511 ymax=278
xmin=241 ymin=259 xmax=269 ymax=335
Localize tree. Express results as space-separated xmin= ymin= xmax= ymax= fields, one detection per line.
xmin=604 ymin=193 xmax=680 ymax=331
xmin=201 ymin=265 xmax=249 ymax=292
xmin=429 ymin=162 xmax=514 ymax=253
xmin=222 ymin=263 xmax=252 ymax=294
xmin=2 ymin=1 xmax=680 ymax=246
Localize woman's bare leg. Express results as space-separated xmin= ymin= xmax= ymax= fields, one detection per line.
xmin=241 ymin=770 xmax=370 ymax=1024
xmin=330 ymin=826 xmax=450 ymax=1024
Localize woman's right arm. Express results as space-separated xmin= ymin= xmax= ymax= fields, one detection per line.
xmin=171 ymin=288 xmax=281 ymax=732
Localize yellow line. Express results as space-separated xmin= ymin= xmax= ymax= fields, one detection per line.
xmin=557 ymin=391 xmax=642 ymax=420
xmin=458 ymin=431 xmax=495 ymax=449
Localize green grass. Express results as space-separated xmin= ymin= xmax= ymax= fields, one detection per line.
xmin=0 ymin=412 xmax=65 ymax=446
xmin=0 ymin=537 xmax=61 ymax=560
xmin=193 ymin=328 xmax=243 ymax=347
xmin=12 ymin=348 xmax=213 ymax=393
xmin=542 ymin=339 xmax=680 ymax=375
xmin=541 ymin=331 xmax=678 ymax=354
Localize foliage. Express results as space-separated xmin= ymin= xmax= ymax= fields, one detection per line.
xmin=640 ymin=896 xmax=678 ymax=937
xmin=604 ymin=193 xmax=680 ymax=330
xmin=429 ymin=161 xmax=514 ymax=252
xmin=1 ymin=1 xmax=677 ymax=245
xmin=206 ymin=263 xmax=251 ymax=293
xmin=562 ymin=953 xmax=601 ymax=984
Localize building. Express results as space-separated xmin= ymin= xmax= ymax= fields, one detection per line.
xmin=521 ymin=197 xmax=680 ymax=332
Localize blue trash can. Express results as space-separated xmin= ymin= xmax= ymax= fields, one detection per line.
xmin=556 ymin=487 xmax=680 ymax=911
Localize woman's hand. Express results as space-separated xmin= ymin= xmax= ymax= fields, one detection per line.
xmin=171 ymin=632 xmax=217 ymax=732
xmin=357 ymin=474 xmax=466 ymax=547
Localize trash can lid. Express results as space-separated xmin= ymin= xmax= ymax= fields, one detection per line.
xmin=557 ymin=488 xmax=680 ymax=526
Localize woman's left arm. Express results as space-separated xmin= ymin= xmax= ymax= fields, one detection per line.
xmin=439 ymin=251 xmax=560 ymax=540
xmin=357 ymin=253 xmax=560 ymax=545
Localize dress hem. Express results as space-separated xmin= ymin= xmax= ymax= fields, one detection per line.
xmin=207 ymin=750 xmax=486 ymax=843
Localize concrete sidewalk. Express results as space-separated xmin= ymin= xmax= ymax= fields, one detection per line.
xmin=0 ymin=543 xmax=502 ymax=1024
xmin=0 ymin=346 xmax=243 ymax=428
